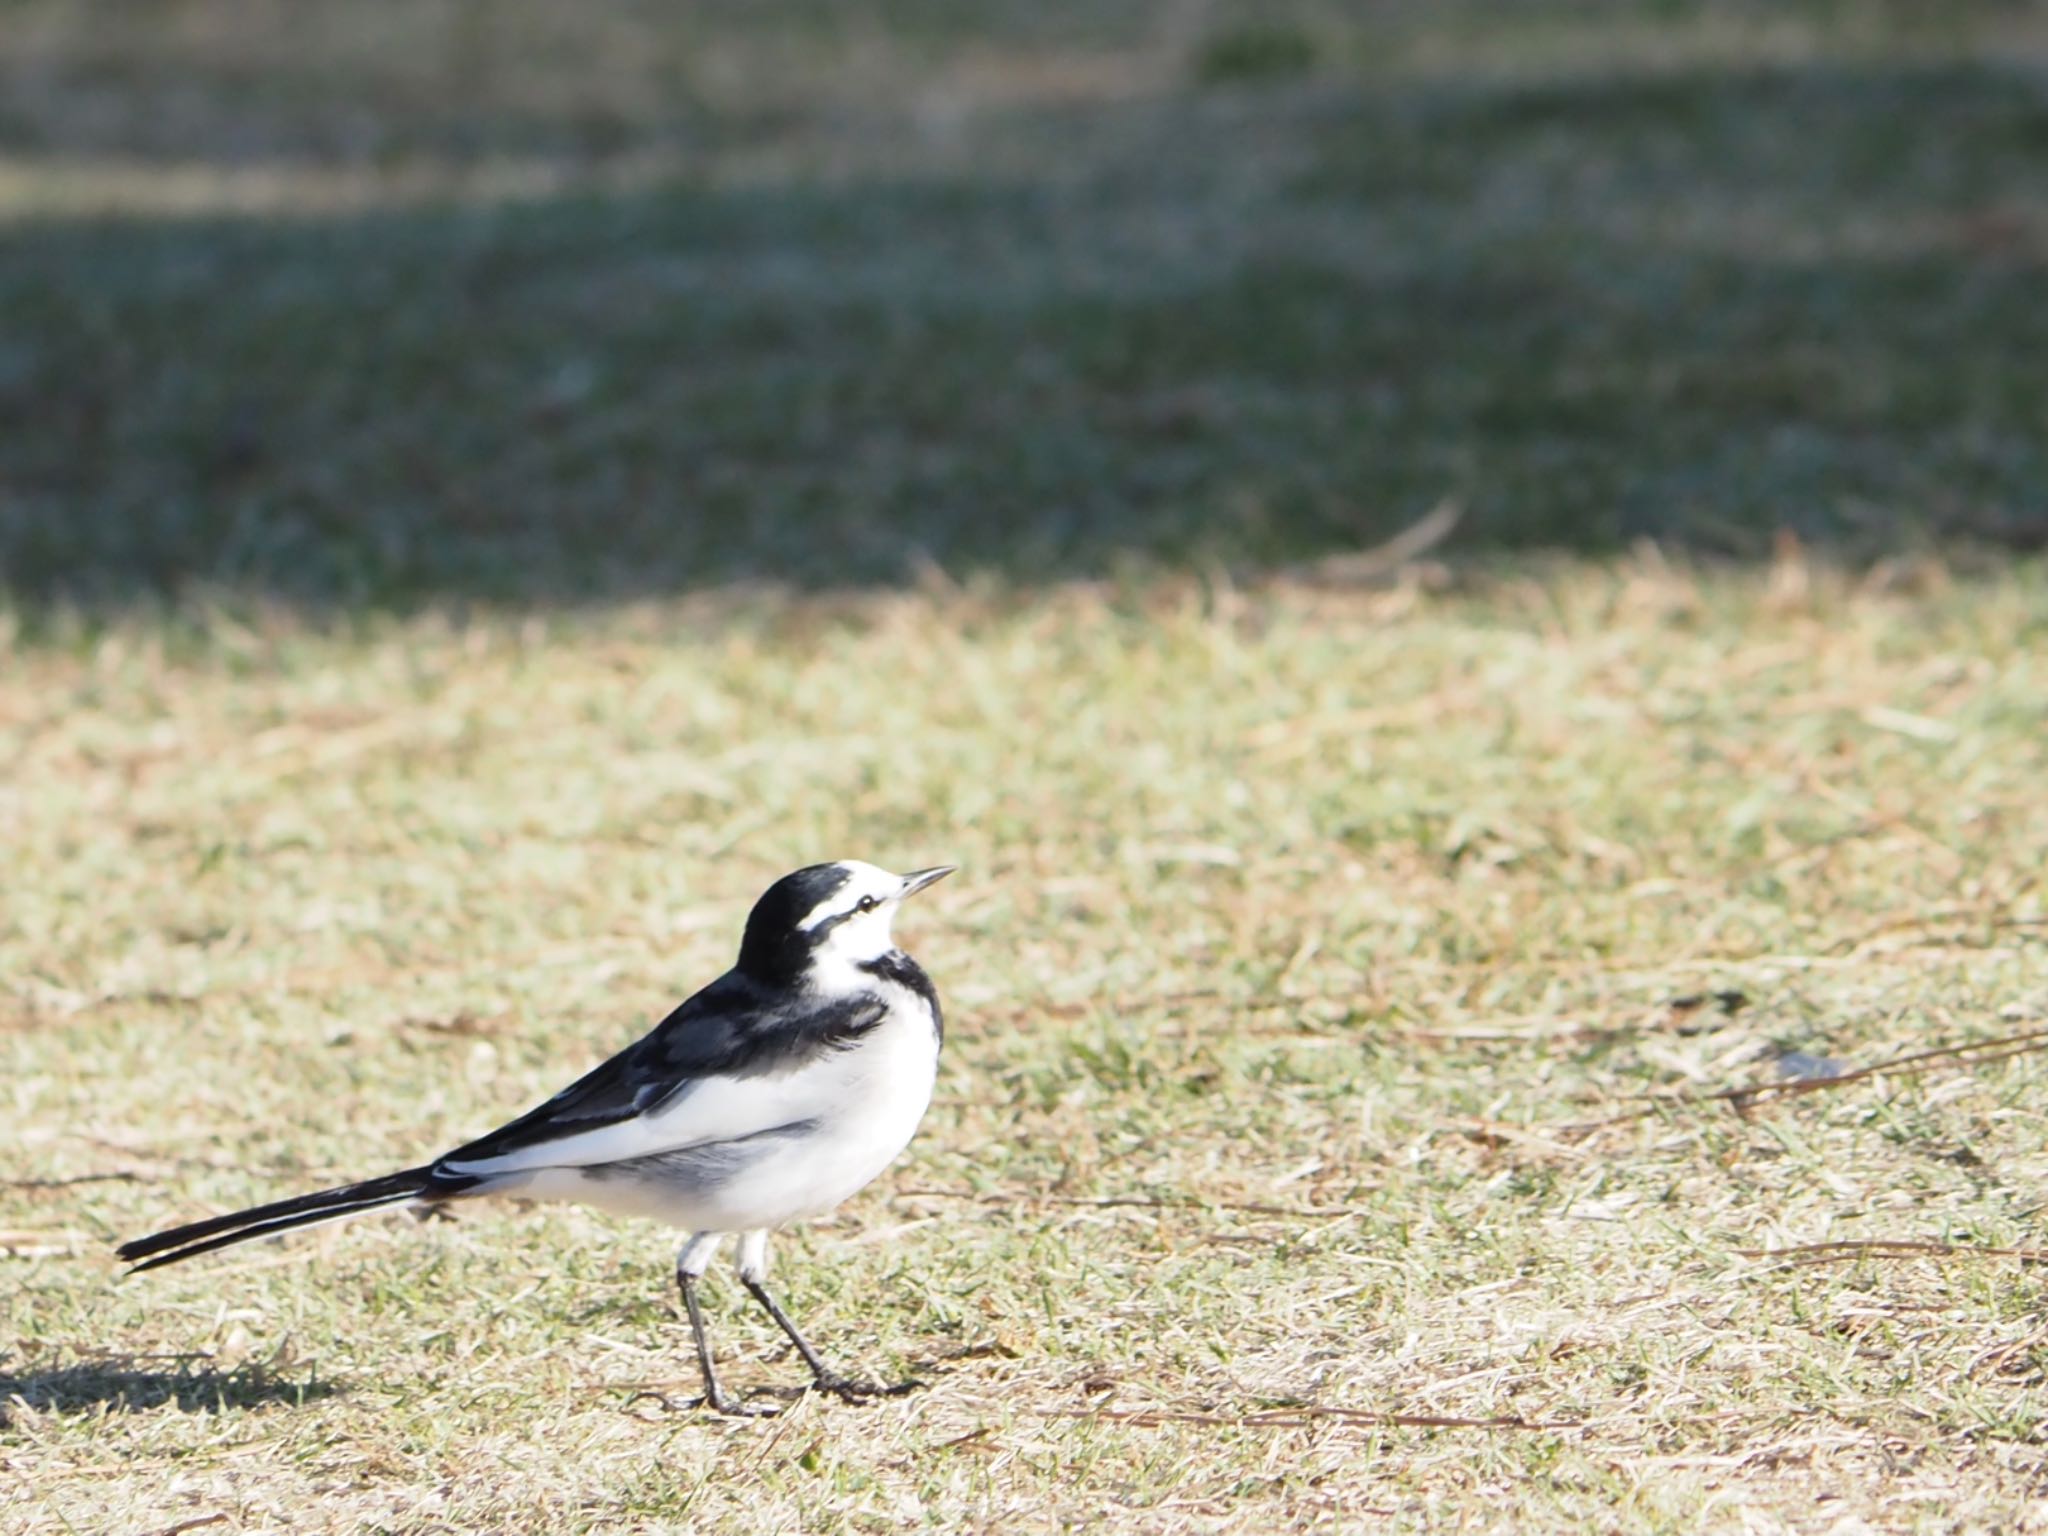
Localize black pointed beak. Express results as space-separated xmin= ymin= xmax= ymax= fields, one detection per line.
xmin=898 ymin=865 xmax=956 ymax=898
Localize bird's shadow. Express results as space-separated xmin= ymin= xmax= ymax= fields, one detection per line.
xmin=0 ymin=1356 xmax=340 ymax=1417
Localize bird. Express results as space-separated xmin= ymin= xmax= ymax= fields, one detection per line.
xmin=115 ymin=859 xmax=954 ymax=1415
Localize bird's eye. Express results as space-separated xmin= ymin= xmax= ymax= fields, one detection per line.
xmin=855 ymin=895 xmax=880 ymax=914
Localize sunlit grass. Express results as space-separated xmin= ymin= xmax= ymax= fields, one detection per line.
xmin=7 ymin=558 xmax=2048 ymax=1531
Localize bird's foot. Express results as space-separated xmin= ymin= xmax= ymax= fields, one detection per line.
xmin=704 ymin=1387 xmax=781 ymax=1418
xmin=625 ymin=1388 xmax=778 ymax=1419
xmin=811 ymin=1373 xmax=924 ymax=1404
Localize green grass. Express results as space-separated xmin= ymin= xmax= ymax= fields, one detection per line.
xmin=6 ymin=1 xmax=2048 ymax=1531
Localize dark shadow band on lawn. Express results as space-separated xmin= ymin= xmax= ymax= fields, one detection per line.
xmin=2 ymin=51 xmax=2044 ymax=618
xmin=0 ymin=1356 xmax=341 ymax=1416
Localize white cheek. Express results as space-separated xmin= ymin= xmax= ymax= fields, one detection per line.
xmin=812 ymin=910 xmax=896 ymax=974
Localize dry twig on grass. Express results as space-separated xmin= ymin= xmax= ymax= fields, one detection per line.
xmin=1737 ymin=1241 xmax=2048 ymax=1268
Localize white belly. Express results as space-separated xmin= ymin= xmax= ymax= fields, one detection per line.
xmin=512 ymin=1006 xmax=939 ymax=1233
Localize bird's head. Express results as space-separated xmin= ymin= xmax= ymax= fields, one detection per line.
xmin=737 ymin=860 xmax=953 ymax=985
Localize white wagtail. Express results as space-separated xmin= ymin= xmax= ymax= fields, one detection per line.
xmin=116 ymin=860 xmax=953 ymax=1415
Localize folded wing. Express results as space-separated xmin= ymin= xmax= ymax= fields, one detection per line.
xmin=434 ymin=970 xmax=885 ymax=1179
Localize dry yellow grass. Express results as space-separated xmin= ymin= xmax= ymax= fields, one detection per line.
xmin=7 ymin=558 xmax=2048 ymax=1532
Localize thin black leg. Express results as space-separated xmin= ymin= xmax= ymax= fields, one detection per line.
xmin=740 ymin=1276 xmax=836 ymax=1383
xmin=741 ymin=1276 xmax=921 ymax=1402
xmin=679 ymin=1268 xmax=770 ymax=1416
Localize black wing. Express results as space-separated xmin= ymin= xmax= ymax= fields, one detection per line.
xmin=433 ymin=968 xmax=884 ymax=1172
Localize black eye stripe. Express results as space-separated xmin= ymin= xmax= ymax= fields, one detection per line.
xmin=809 ymin=896 xmax=879 ymax=938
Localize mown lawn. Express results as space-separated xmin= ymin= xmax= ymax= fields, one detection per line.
xmin=5 ymin=2 xmax=2048 ymax=1532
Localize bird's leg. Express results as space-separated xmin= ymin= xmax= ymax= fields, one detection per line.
xmin=676 ymin=1233 xmax=771 ymax=1417
xmin=739 ymin=1273 xmax=854 ymax=1391
xmin=736 ymin=1231 xmax=920 ymax=1403
xmin=680 ymin=1270 xmax=746 ymax=1414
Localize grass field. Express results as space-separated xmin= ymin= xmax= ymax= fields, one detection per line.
xmin=6 ymin=2 xmax=2048 ymax=1532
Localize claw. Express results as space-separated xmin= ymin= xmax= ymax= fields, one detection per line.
xmin=812 ymin=1374 xmax=924 ymax=1403
xmin=703 ymin=1389 xmax=781 ymax=1418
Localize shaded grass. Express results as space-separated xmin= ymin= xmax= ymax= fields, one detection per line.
xmin=6 ymin=558 xmax=2048 ymax=1531
xmin=0 ymin=1355 xmax=339 ymax=1415
xmin=1 ymin=1 xmax=2045 ymax=610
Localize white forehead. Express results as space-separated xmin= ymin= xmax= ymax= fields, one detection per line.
xmin=795 ymin=860 xmax=899 ymax=932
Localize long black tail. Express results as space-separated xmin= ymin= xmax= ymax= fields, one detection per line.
xmin=116 ymin=1166 xmax=450 ymax=1273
